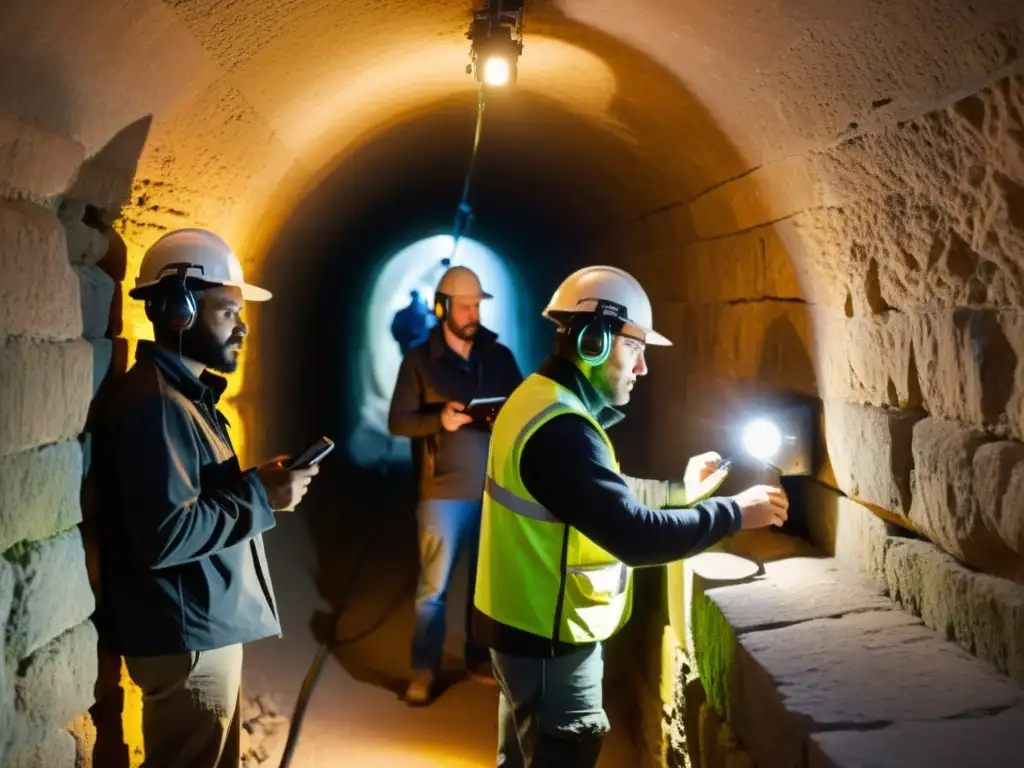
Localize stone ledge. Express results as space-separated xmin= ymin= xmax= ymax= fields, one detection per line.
xmin=692 ymin=554 xmax=1024 ymax=768
xmin=810 ymin=704 xmax=1024 ymax=768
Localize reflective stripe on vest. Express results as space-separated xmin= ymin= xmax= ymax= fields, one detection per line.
xmin=473 ymin=372 xmax=634 ymax=644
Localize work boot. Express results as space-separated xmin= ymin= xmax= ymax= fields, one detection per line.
xmin=404 ymin=669 xmax=436 ymax=706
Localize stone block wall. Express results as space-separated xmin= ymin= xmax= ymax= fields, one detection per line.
xmin=597 ymin=67 xmax=1024 ymax=768
xmin=1 ymin=114 xmax=127 ymax=766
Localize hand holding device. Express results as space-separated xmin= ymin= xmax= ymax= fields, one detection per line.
xmin=441 ymin=402 xmax=473 ymax=432
xmin=735 ymin=485 xmax=789 ymax=529
xmin=465 ymin=397 xmax=506 ymax=427
xmin=684 ymin=451 xmax=730 ymax=504
xmin=257 ymin=437 xmax=332 ymax=511
xmin=286 ymin=437 xmax=335 ymax=470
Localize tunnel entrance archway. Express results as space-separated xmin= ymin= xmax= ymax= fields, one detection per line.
xmin=349 ymin=234 xmax=527 ymax=467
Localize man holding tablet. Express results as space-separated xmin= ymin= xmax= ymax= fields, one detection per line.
xmin=388 ymin=264 xmax=524 ymax=705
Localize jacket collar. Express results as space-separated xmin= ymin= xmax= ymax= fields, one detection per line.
xmin=428 ymin=323 xmax=499 ymax=360
xmin=137 ymin=340 xmax=228 ymax=406
xmin=537 ymin=355 xmax=624 ymax=430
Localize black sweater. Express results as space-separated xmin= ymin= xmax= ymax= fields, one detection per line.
xmin=472 ymin=356 xmax=742 ymax=656
xmin=388 ymin=324 xmax=523 ymax=499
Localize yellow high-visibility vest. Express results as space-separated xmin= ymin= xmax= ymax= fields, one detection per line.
xmin=473 ymin=373 xmax=633 ymax=644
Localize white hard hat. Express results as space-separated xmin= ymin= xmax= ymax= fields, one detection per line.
xmin=132 ymin=228 xmax=271 ymax=302
xmin=436 ymin=265 xmax=493 ymax=300
xmin=543 ymin=265 xmax=671 ymax=346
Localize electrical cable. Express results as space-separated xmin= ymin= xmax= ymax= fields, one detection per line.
xmin=277 ymin=524 xmax=420 ymax=768
xmin=447 ymin=83 xmax=487 ymax=263
xmin=278 ymin=72 xmax=492 ymax=768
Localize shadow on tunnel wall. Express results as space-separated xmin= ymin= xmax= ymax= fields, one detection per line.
xmin=73 ymin=116 xmax=154 ymax=768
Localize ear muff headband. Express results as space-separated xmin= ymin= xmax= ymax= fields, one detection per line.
xmin=576 ymin=315 xmax=612 ymax=366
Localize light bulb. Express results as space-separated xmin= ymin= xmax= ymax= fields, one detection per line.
xmin=483 ymin=57 xmax=510 ymax=86
xmin=742 ymin=419 xmax=782 ymax=461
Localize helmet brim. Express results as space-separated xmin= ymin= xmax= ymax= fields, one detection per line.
xmin=132 ymin=278 xmax=272 ymax=302
xmin=644 ymin=329 xmax=672 ymax=346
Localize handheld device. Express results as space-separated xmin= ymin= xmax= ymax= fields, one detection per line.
xmin=287 ymin=437 xmax=335 ymax=470
xmin=465 ymin=397 xmax=506 ymax=425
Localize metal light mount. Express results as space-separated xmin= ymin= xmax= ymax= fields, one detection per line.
xmin=466 ymin=1 xmax=525 ymax=88
xmin=738 ymin=402 xmax=816 ymax=477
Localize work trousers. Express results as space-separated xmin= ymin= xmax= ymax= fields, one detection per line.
xmin=491 ymin=643 xmax=610 ymax=768
xmin=124 ymin=643 xmax=243 ymax=768
xmin=412 ymin=498 xmax=491 ymax=670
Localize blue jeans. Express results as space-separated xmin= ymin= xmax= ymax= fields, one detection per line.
xmin=492 ymin=643 xmax=610 ymax=768
xmin=411 ymin=498 xmax=490 ymax=670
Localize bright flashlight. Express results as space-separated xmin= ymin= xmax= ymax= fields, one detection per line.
xmin=737 ymin=403 xmax=816 ymax=476
xmin=482 ymin=56 xmax=511 ymax=86
xmin=742 ymin=419 xmax=783 ymax=461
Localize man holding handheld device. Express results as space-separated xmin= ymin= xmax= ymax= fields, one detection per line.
xmin=388 ymin=265 xmax=524 ymax=705
xmin=92 ymin=229 xmax=323 ymax=767
xmin=472 ymin=266 xmax=789 ymax=767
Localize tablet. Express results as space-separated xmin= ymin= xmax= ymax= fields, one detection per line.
xmin=465 ymin=397 xmax=507 ymax=425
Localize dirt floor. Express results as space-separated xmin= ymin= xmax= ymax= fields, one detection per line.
xmin=240 ymin=467 xmax=641 ymax=767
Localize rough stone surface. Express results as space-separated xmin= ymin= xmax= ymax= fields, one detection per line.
xmin=0 ymin=199 xmax=82 ymax=341
xmin=696 ymin=557 xmax=891 ymax=634
xmin=810 ymin=704 xmax=1024 ymax=768
xmin=676 ymin=301 xmax=817 ymax=395
xmin=75 ymin=264 xmax=115 ymax=340
xmin=1 ymin=557 xmax=14 ymax=766
xmin=0 ymin=440 xmax=83 ymax=554
xmin=796 ymin=74 xmax=1024 ymax=315
xmin=0 ymin=111 xmax=85 ymax=203
xmin=672 ymin=224 xmax=805 ymax=306
xmin=4 ymin=529 xmax=96 ymax=663
xmin=909 ymin=418 xmax=1024 ymax=579
xmin=884 ymin=537 xmax=1024 ymax=685
xmin=694 ymin=553 xmax=1024 ymax=768
xmin=0 ymin=340 xmax=93 ymax=458
xmin=9 ymin=621 xmax=98 ymax=753
xmin=4 ymin=728 xmax=76 ymax=768
xmin=823 ymin=401 xmax=925 ymax=516
xmin=67 ymin=712 xmax=97 ymax=768
xmin=913 ymin=310 xmax=1020 ymax=432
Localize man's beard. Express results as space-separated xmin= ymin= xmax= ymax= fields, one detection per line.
xmin=180 ymin=327 xmax=241 ymax=373
xmin=446 ymin=318 xmax=478 ymax=342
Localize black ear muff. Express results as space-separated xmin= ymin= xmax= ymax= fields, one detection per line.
xmin=144 ymin=263 xmax=198 ymax=333
xmin=577 ymin=316 xmax=612 ymax=366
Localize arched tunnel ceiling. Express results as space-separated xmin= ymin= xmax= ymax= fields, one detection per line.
xmin=3 ymin=0 xmax=1024 ymax=577
xmin=6 ymin=0 xmax=1021 ymax=288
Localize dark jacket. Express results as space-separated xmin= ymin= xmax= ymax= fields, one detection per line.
xmin=472 ymin=355 xmax=742 ymax=657
xmin=388 ymin=324 xmax=523 ymax=500
xmin=92 ymin=341 xmax=281 ymax=656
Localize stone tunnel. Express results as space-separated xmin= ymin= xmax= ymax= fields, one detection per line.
xmin=2 ymin=0 xmax=1024 ymax=766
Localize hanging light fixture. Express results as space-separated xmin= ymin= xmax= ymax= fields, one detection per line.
xmin=466 ymin=1 xmax=525 ymax=88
